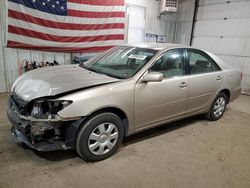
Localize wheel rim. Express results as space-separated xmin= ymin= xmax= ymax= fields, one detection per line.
xmin=88 ymin=123 xmax=118 ymax=156
xmin=213 ymin=97 xmax=226 ymax=118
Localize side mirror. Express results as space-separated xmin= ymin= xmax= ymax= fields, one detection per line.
xmin=142 ymin=72 xmax=163 ymax=82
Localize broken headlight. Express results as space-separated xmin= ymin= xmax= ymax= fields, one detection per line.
xmin=31 ymin=100 xmax=72 ymax=120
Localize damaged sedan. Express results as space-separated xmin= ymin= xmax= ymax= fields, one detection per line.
xmin=7 ymin=43 xmax=241 ymax=161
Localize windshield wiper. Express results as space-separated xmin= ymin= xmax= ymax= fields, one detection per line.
xmin=79 ymin=62 xmax=84 ymax=68
xmin=102 ymin=72 xmax=124 ymax=79
xmin=86 ymin=67 xmax=124 ymax=79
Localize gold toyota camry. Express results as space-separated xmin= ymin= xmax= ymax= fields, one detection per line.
xmin=7 ymin=43 xmax=241 ymax=161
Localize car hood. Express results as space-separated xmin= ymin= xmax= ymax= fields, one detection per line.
xmin=13 ymin=65 xmax=119 ymax=101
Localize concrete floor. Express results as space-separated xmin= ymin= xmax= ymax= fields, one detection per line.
xmin=0 ymin=94 xmax=249 ymax=188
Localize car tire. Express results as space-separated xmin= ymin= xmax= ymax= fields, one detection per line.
xmin=206 ymin=92 xmax=227 ymax=121
xmin=76 ymin=112 xmax=124 ymax=162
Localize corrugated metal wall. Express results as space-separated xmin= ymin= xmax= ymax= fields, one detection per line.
xmin=160 ymin=0 xmax=196 ymax=44
xmin=0 ymin=0 xmax=71 ymax=93
xmin=192 ymin=0 xmax=250 ymax=95
xmin=0 ymin=0 xmax=7 ymax=93
xmin=2 ymin=48 xmax=71 ymax=92
xmin=0 ymin=28 xmax=7 ymax=93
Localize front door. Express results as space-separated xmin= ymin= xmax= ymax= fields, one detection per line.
xmin=134 ymin=49 xmax=189 ymax=129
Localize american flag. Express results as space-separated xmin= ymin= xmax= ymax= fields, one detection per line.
xmin=7 ymin=0 xmax=125 ymax=52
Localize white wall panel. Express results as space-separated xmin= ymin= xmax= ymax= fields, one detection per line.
xmin=18 ymin=49 xmax=31 ymax=61
xmin=64 ymin=53 xmax=71 ymax=65
xmin=199 ymin=0 xmax=246 ymax=6
xmin=0 ymin=26 xmax=6 ymax=93
xmin=55 ymin=53 xmax=66 ymax=65
xmin=194 ymin=19 xmax=250 ymax=37
xmin=161 ymin=21 xmax=176 ymax=43
xmin=193 ymin=37 xmax=250 ymax=57
xmin=216 ymin=55 xmax=248 ymax=72
xmin=162 ymin=0 xmax=195 ymax=44
xmin=197 ymin=1 xmax=250 ymax=19
xmin=193 ymin=0 xmax=250 ymax=94
xmin=44 ymin=52 xmax=55 ymax=63
xmin=3 ymin=48 xmax=18 ymax=91
xmin=174 ymin=22 xmax=193 ymax=44
xmin=126 ymin=0 xmax=161 ymax=40
xmin=0 ymin=0 xmax=7 ymax=92
xmin=31 ymin=51 xmax=43 ymax=62
xmin=241 ymin=74 xmax=250 ymax=94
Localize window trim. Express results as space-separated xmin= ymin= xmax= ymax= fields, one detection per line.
xmin=184 ymin=48 xmax=222 ymax=75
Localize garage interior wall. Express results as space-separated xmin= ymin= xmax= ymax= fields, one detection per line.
xmin=160 ymin=0 xmax=196 ymax=44
xmin=126 ymin=0 xmax=163 ymax=40
xmin=0 ymin=0 xmax=7 ymax=93
xmin=192 ymin=0 xmax=250 ymax=95
xmin=126 ymin=0 xmax=195 ymax=44
xmin=0 ymin=0 xmax=195 ymax=93
xmin=0 ymin=0 xmax=72 ymax=93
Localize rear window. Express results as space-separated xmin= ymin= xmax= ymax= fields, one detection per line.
xmin=187 ymin=49 xmax=221 ymax=74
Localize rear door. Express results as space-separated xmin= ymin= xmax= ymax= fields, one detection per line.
xmin=185 ymin=49 xmax=223 ymax=113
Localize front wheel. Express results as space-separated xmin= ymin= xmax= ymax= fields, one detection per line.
xmin=76 ymin=112 xmax=124 ymax=162
xmin=206 ymin=92 xmax=227 ymax=121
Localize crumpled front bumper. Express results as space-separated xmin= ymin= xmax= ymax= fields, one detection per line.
xmin=11 ymin=126 xmax=67 ymax=151
xmin=8 ymin=109 xmax=70 ymax=151
xmin=7 ymin=96 xmax=83 ymax=152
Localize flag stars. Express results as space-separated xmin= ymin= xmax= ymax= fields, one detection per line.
xmin=29 ymin=0 xmax=67 ymax=15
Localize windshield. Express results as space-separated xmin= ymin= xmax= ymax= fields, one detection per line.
xmin=82 ymin=47 xmax=158 ymax=79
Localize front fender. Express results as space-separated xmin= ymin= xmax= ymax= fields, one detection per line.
xmin=57 ymin=81 xmax=135 ymax=134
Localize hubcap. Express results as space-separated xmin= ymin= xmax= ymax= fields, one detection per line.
xmin=88 ymin=123 xmax=118 ymax=155
xmin=213 ymin=97 xmax=226 ymax=118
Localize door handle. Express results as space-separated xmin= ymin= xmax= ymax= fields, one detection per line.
xmin=216 ymin=75 xmax=222 ymax=80
xmin=179 ymin=82 xmax=188 ymax=88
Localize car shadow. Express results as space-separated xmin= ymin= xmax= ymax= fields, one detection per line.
xmin=122 ymin=115 xmax=203 ymax=146
xmin=32 ymin=149 xmax=78 ymax=162
xmin=28 ymin=115 xmax=204 ymax=162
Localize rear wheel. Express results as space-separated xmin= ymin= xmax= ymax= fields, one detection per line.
xmin=76 ymin=112 xmax=124 ymax=162
xmin=206 ymin=92 xmax=227 ymax=121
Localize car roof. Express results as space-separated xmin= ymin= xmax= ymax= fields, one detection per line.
xmin=120 ymin=43 xmax=228 ymax=70
xmin=125 ymin=42 xmax=188 ymax=50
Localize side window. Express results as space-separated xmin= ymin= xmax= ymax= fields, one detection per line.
xmin=211 ymin=61 xmax=221 ymax=71
xmin=187 ymin=50 xmax=221 ymax=74
xmin=149 ymin=49 xmax=185 ymax=78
